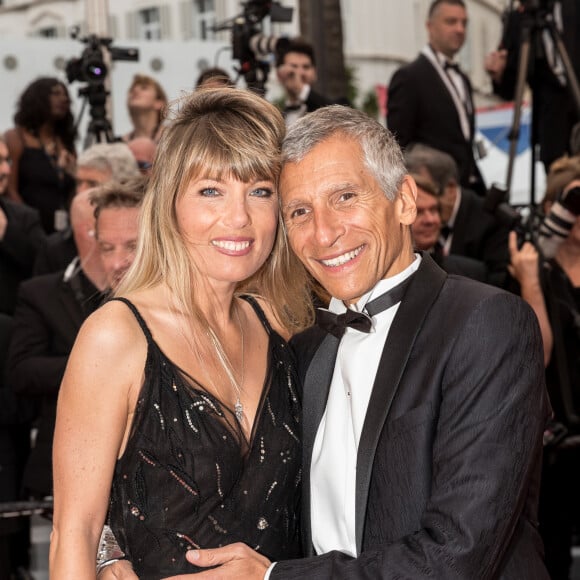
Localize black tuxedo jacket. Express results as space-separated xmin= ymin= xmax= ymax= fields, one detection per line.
xmin=450 ymin=188 xmax=510 ymax=287
xmin=7 ymin=269 xmax=102 ymax=496
xmin=274 ymin=255 xmax=550 ymax=579
xmin=33 ymin=227 xmax=77 ymax=276
xmin=0 ymin=197 xmax=45 ymax=315
xmin=387 ymin=53 xmax=485 ymax=195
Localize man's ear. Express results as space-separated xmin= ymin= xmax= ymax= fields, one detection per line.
xmin=398 ymin=175 xmax=417 ymax=226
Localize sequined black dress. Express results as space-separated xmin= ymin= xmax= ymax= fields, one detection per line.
xmin=108 ymin=297 xmax=302 ymax=579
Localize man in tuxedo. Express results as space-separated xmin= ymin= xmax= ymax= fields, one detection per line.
xmin=275 ymin=37 xmax=335 ymax=127
xmin=179 ymin=106 xmax=550 ymax=579
xmin=387 ymin=0 xmax=486 ymax=196
xmin=405 ymin=143 xmax=510 ymax=287
xmin=410 ymin=173 xmax=486 ymax=281
xmin=485 ymin=0 xmax=580 ymax=171
xmin=8 ymin=180 xmax=144 ymax=499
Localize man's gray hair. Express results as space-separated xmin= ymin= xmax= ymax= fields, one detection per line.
xmin=282 ymin=105 xmax=407 ymax=201
xmin=77 ymin=142 xmax=140 ymax=182
xmin=404 ymin=143 xmax=459 ymax=194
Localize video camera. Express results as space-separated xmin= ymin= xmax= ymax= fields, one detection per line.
xmin=65 ymin=33 xmax=138 ymax=86
xmin=216 ymin=0 xmax=293 ymax=93
xmin=65 ymin=32 xmax=139 ymax=144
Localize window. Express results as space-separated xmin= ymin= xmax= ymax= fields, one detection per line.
xmin=38 ymin=27 xmax=58 ymax=38
xmin=192 ymin=0 xmax=216 ymax=40
xmin=139 ymin=7 xmax=161 ymax=40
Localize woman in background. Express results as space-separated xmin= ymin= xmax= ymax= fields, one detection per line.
xmin=4 ymin=76 xmax=77 ymax=234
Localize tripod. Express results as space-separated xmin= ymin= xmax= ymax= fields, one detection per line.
xmin=504 ymin=0 xmax=580 ymax=203
xmin=75 ymin=83 xmax=116 ymax=148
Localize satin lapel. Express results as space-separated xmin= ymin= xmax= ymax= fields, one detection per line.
xmin=301 ymin=333 xmax=340 ymax=557
xmin=354 ymin=254 xmax=447 ymax=552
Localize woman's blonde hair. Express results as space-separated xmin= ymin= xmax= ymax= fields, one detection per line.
xmin=116 ymin=87 xmax=313 ymax=333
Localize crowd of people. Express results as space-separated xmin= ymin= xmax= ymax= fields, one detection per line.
xmin=0 ymin=0 xmax=579 ymax=578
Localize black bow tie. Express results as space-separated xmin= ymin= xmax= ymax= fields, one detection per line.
xmin=315 ymin=273 xmax=415 ymax=338
xmin=444 ymin=61 xmax=460 ymax=73
xmin=440 ymin=224 xmax=453 ymax=239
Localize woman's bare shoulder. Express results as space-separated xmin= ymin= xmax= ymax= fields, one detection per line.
xmin=76 ymin=297 xmax=147 ymax=357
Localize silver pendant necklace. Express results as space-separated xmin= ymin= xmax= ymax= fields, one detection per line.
xmin=233 ymin=304 xmax=245 ymax=423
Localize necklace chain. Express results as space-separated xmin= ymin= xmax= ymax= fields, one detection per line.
xmin=233 ymin=304 xmax=244 ymax=423
xmin=205 ymin=301 xmax=245 ymax=424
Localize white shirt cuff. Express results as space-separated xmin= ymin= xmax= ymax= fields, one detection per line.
xmin=264 ymin=561 xmax=277 ymax=580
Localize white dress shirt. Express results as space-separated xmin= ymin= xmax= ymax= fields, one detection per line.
xmin=310 ymin=255 xmax=421 ymax=557
xmin=422 ymin=45 xmax=472 ymax=141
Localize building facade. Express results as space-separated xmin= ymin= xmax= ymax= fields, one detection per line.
xmin=0 ymin=0 xmax=508 ymax=137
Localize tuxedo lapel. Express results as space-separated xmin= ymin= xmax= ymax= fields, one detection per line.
xmin=420 ymin=53 xmax=473 ymax=139
xmin=354 ymin=255 xmax=447 ymax=552
xmin=301 ymin=333 xmax=340 ymax=556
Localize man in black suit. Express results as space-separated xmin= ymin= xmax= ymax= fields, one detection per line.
xmin=176 ymin=106 xmax=549 ymax=579
xmin=485 ymin=0 xmax=580 ymax=171
xmin=405 ymin=142 xmax=510 ymax=287
xmin=0 ymin=136 xmax=45 ymax=315
xmin=275 ymin=37 xmax=335 ymax=127
xmin=410 ymin=173 xmax=486 ymax=281
xmin=8 ymin=181 xmax=143 ymax=499
xmin=387 ymin=0 xmax=486 ymax=196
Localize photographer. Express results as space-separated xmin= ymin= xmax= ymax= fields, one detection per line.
xmin=275 ymin=37 xmax=338 ymax=126
xmin=485 ymin=0 xmax=580 ymax=171
xmin=509 ymin=158 xmax=580 ymax=579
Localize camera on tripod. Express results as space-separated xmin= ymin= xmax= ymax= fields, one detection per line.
xmin=65 ymin=32 xmax=139 ymax=144
xmin=215 ymin=0 xmax=293 ymax=93
xmin=65 ymin=33 xmax=139 ymax=87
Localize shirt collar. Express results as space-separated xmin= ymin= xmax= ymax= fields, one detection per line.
xmin=329 ymin=253 xmax=421 ymax=315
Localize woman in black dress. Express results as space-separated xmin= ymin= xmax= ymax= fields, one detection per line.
xmin=49 ymin=87 xmax=314 ymax=579
xmin=4 ymin=77 xmax=77 ymax=234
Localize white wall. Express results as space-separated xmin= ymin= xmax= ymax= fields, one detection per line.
xmin=0 ymin=37 xmax=235 ymax=143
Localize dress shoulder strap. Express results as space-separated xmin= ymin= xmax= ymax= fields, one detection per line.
xmin=110 ymin=297 xmax=155 ymax=344
xmin=241 ymin=295 xmax=273 ymax=335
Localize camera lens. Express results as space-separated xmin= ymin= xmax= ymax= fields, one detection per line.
xmin=85 ymin=60 xmax=107 ymax=81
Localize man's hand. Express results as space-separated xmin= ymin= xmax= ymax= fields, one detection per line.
xmin=164 ymin=543 xmax=270 ymax=580
xmin=277 ymin=64 xmax=307 ymax=101
xmin=508 ymin=231 xmax=540 ymax=286
xmin=484 ymin=49 xmax=507 ymax=83
xmin=97 ymin=560 xmax=138 ymax=580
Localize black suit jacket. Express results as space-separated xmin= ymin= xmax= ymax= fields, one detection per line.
xmin=0 ymin=197 xmax=45 ymax=315
xmin=33 ymin=227 xmax=77 ymax=276
xmin=387 ymin=53 xmax=486 ymax=195
xmin=7 ymin=269 xmax=102 ymax=496
xmin=274 ymin=255 xmax=550 ymax=579
xmin=449 ymin=188 xmax=510 ymax=287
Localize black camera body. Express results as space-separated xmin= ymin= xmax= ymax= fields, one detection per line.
xmin=65 ymin=33 xmax=139 ymax=144
xmin=227 ymin=0 xmax=293 ymax=92
xmin=65 ymin=34 xmax=138 ymax=87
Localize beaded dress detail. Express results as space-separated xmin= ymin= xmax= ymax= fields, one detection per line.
xmin=108 ymin=297 xmax=302 ymax=579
